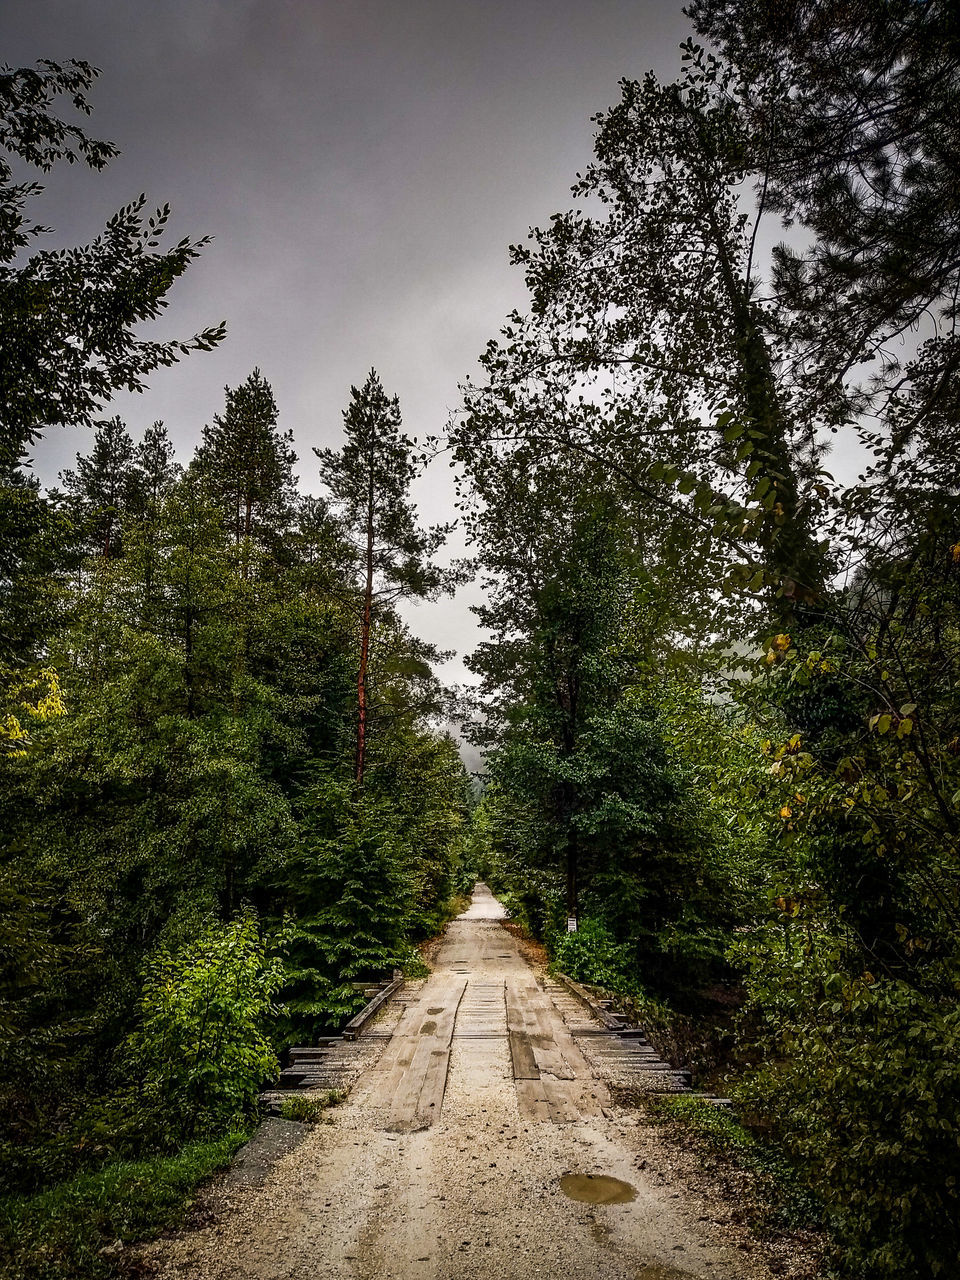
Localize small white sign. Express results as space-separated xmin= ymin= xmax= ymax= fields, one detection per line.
xmin=566 ymin=916 xmax=578 ymax=933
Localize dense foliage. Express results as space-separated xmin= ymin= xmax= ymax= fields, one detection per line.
xmin=464 ymin=454 xmax=746 ymax=1001
xmin=0 ymin=66 xmax=472 ymax=1268
xmin=456 ymin=4 xmax=960 ymax=1276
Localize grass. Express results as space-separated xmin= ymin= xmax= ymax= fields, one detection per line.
xmin=278 ymin=1088 xmax=347 ymax=1124
xmin=648 ymin=1095 xmax=825 ymax=1235
xmin=0 ymin=1130 xmax=249 ymax=1280
xmin=649 ymin=1094 xmax=755 ymax=1153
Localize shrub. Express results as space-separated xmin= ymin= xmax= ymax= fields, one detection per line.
xmin=550 ymin=917 xmax=636 ymax=993
xmin=651 ymin=1094 xmax=755 ymax=1153
xmin=733 ymin=922 xmax=960 ymax=1278
xmin=278 ymin=1089 xmax=345 ymax=1124
xmin=117 ymin=912 xmax=282 ymax=1147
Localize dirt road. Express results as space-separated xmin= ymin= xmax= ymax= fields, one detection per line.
xmin=147 ymin=886 xmax=801 ymax=1280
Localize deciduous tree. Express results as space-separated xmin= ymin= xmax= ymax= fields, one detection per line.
xmin=0 ymin=59 xmax=224 ymax=477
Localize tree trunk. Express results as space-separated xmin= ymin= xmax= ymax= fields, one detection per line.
xmin=707 ymin=203 xmax=828 ymax=617
xmin=355 ymin=456 xmax=376 ymax=788
xmin=566 ymin=835 xmax=578 ymax=930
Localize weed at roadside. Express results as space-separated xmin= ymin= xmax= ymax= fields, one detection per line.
xmin=278 ymin=1089 xmax=347 ymax=1124
xmin=0 ymin=1131 xmax=248 ymax=1280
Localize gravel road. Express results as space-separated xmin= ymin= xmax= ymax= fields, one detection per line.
xmin=144 ymin=886 xmax=814 ymax=1280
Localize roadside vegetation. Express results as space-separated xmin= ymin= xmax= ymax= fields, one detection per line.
xmin=645 ymin=1097 xmax=827 ymax=1255
xmin=0 ymin=61 xmax=474 ymax=1278
xmin=0 ymin=1134 xmax=248 ymax=1280
xmin=459 ymin=4 xmax=960 ymax=1277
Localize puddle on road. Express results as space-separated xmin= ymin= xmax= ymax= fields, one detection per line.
xmin=419 ymin=1020 xmax=437 ymax=1035
xmin=427 ymin=1007 xmax=443 ymax=1015
xmin=559 ymin=1173 xmax=637 ymax=1205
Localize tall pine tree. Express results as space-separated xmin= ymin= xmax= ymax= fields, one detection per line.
xmin=316 ymin=370 xmax=453 ymax=787
xmin=133 ymin=421 xmax=180 ymax=516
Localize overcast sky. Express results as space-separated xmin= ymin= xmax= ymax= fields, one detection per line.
xmin=8 ymin=0 xmax=696 ymax=684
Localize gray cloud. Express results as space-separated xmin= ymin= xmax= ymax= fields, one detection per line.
xmin=7 ymin=0 xmax=694 ymax=682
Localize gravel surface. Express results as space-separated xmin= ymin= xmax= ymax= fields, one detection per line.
xmin=139 ymin=887 xmax=821 ymax=1279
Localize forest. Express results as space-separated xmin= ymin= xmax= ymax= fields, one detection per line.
xmin=2 ymin=2 xmax=959 ymax=1278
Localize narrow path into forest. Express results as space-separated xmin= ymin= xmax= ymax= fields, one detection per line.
xmin=145 ymin=888 xmax=790 ymax=1280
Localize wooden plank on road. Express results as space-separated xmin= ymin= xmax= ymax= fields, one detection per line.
xmin=506 ymin=979 xmax=543 ymax=1081
xmin=506 ymin=975 xmax=612 ymax=1121
xmin=506 ymin=978 xmax=575 ymax=1081
xmin=508 ymin=1028 xmax=539 ymax=1079
xmin=372 ymin=1000 xmax=429 ymax=1100
xmin=515 ymin=1077 xmax=551 ymax=1122
xmin=385 ymin=977 xmax=466 ymax=1132
xmin=542 ymin=1078 xmax=581 ymax=1123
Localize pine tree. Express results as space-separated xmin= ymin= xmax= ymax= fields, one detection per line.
xmin=133 ymin=421 xmax=180 ymax=515
xmin=59 ymin=416 xmax=138 ymax=559
xmin=193 ymin=369 xmax=297 ymax=571
xmin=316 ymin=370 xmax=453 ymax=787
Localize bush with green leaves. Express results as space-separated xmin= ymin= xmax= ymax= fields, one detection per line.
xmin=117 ymin=912 xmax=282 ymax=1147
xmin=274 ymin=783 xmax=415 ymax=1039
xmin=732 ymin=912 xmax=960 ymax=1279
xmin=278 ymin=1089 xmax=345 ymax=1124
xmin=549 ymin=917 xmax=637 ymax=993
